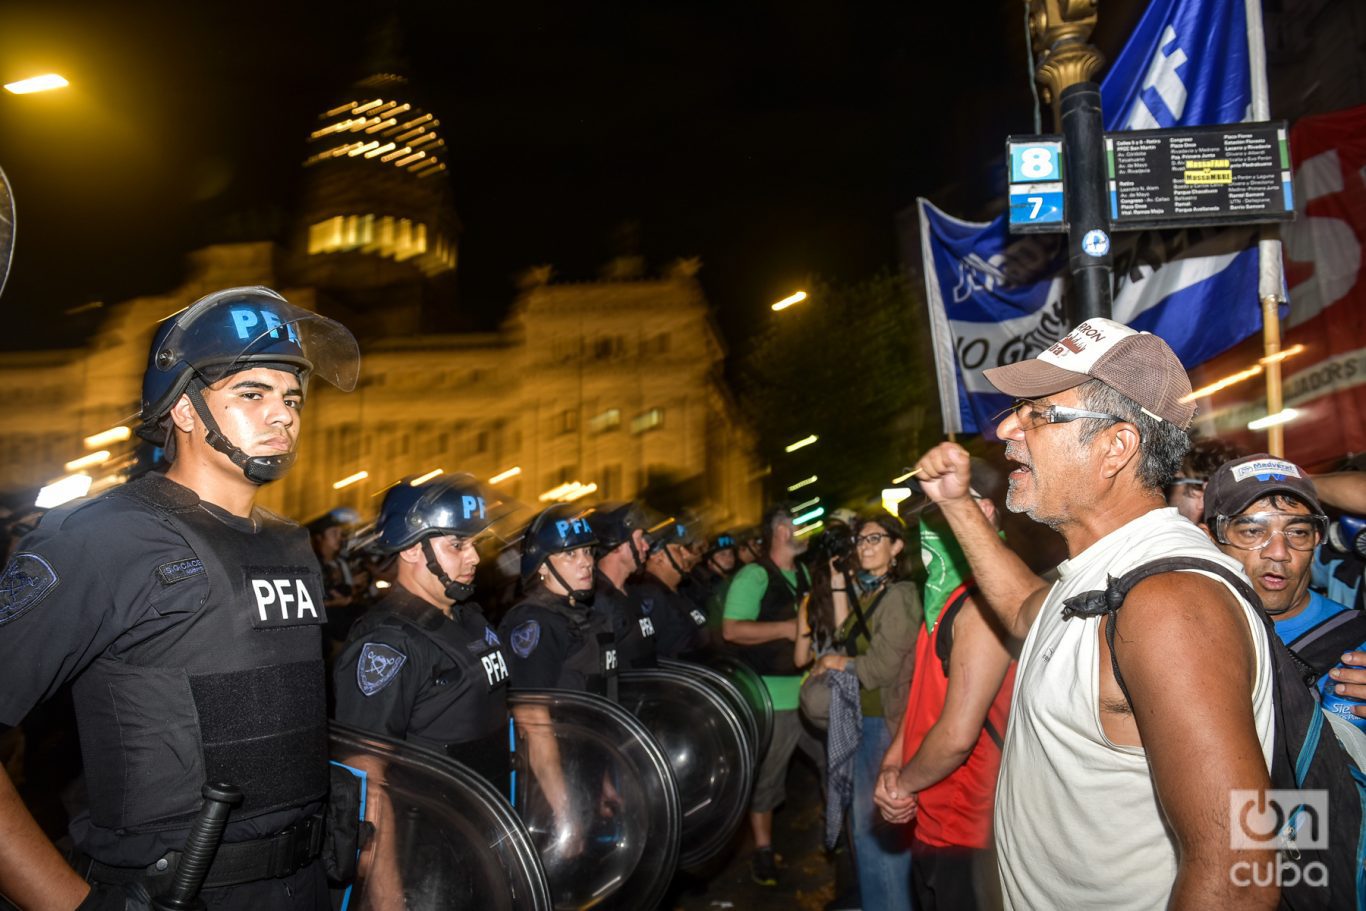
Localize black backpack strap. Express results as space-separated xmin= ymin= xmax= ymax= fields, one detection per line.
xmin=930 ymin=583 xmax=1005 ymax=751
xmin=1060 ymin=555 xmax=1313 ymax=710
xmin=842 ymin=588 xmax=889 ymax=657
xmin=934 ymin=584 xmax=979 ymax=677
xmin=1286 ymin=608 xmax=1366 ymax=679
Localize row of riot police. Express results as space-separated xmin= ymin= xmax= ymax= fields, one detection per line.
xmin=330 ymin=482 xmax=766 ymax=908
xmin=0 ymin=286 xmax=765 ymax=911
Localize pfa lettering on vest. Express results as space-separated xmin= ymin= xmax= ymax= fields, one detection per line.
xmin=244 ymin=566 xmax=323 ymax=629
xmin=603 ymin=648 xmax=618 ymax=673
xmin=481 ymin=649 xmax=510 ymax=688
xmin=638 ymin=616 xmax=656 ymax=638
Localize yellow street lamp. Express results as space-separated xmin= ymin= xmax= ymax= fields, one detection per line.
xmin=4 ymin=74 xmax=69 ymax=95
xmin=771 ymin=290 xmax=807 ymax=312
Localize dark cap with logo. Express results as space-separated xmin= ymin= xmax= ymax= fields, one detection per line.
xmin=983 ymin=317 xmax=1195 ymax=429
xmin=1202 ymin=453 xmax=1324 ymax=524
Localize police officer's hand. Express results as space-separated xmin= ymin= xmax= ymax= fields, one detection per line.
xmin=76 ymin=882 xmax=151 ymax=911
xmin=1330 ymin=651 xmax=1366 ymax=718
xmin=915 ymin=443 xmax=973 ymax=505
xmin=873 ymin=766 xmax=916 ymax=824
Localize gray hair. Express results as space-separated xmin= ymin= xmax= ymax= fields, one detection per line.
xmin=1074 ymin=379 xmax=1190 ymax=491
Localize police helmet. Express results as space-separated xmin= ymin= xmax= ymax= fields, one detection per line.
xmin=645 ymin=515 xmax=695 ymax=555
xmin=520 ymin=503 xmax=598 ymax=582
xmin=138 ymin=286 xmax=360 ymax=443
xmin=375 ymin=474 xmax=501 ymax=555
xmin=592 ymin=501 xmax=648 ymax=553
xmin=705 ymin=530 xmax=739 ymax=557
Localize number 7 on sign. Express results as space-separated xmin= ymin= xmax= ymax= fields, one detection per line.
xmin=1028 ymin=197 xmax=1043 ymax=220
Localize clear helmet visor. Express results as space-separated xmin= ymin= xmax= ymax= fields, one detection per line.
xmin=156 ymin=289 xmax=359 ymax=394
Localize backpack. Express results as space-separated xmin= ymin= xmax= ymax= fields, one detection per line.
xmin=1060 ymin=555 xmax=1366 ymax=911
xmin=933 ymin=584 xmax=1004 ymax=751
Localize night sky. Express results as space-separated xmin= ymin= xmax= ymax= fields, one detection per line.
xmin=0 ymin=1 xmax=1143 ymax=351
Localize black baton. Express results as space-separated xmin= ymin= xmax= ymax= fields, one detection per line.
xmin=152 ymin=782 xmax=243 ymax=911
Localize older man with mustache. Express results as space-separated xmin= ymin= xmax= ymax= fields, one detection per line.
xmin=900 ymin=319 xmax=1277 ymax=911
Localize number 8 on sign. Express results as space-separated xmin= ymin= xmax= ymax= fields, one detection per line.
xmin=1010 ymin=142 xmax=1060 ymax=183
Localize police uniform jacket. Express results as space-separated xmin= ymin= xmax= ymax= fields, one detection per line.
xmin=498 ymin=585 xmax=618 ymax=697
xmin=0 ymin=472 xmax=328 ymax=867
xmin=592 ymin=570 xmax=657 ymax=670
xmin=334 ymin=586 xmax=509 ymax=751
xmin=630 ymin=571 xmax=709 ymax=660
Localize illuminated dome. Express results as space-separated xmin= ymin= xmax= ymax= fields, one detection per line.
xmin=294 ymin=68 xmax=460 ymax=297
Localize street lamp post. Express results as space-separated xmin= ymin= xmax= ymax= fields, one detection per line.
xmin=0 ymin=73 xmax=70 ymax=300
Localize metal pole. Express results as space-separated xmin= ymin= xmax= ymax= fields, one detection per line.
xmin=1060 ymin=82 xmax=1113 ymax=323
xmin=1261 ymin=295 xmax=1285 ymax=457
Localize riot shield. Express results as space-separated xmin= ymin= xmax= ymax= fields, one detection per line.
xmin=328 ymin=723 xmax=553 ymax=911
xmin=617 ymin=667 xmax=754 ymax=867
xmin=509 ymin=690 xmax=680 ymax=910
xmin=657 ymin=657 xmax=759 ymax=764
xmin=0 ymin=165 xmax=14 ymax=300
xmin=703 ymin=654 xmax=775 ymax=761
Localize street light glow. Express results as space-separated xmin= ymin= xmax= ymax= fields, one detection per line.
xmin=784 ymin=434 xmax=818 ymax=453
xmin=83 ymin=426 xmax=131 ymax=449
xmin=36 ymin=473 xmax=92 ymax=508
xmin=786 ymin=475 xmax=817 ymax=492
xmin=1247 ymin=408 xmax=1301 ymax=431
xmin=882 ymin=487 xmax=913 ymax=517
xmin=771 ymin=290 xmax=808 ymax=312
xmin=791 ymin=496 xmax=820 ymax=513
xmin=410 ymin=468 xmax=443 ymax=485
xmin=5 ymin=74 xmax=69 ymax=95
xmin=489 ymin=465 xmax=521 ymax=484
xmin=791 ymin=506 xmax=825 ymax=526
xmin=332 ymin=470 xmax=369 ymax=490
xmin=65 ymin=450 xmax=111 ymax=472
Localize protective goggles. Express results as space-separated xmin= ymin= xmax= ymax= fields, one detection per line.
xmin=1211 ymin=512 xmax=1329 ymax=552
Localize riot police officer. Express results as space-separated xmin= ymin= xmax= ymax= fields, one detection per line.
xmin=499 ymin=504 xmax=617 ymax=697
xmin=686 ymin=530 xmax=740 ymax=620
xmin=631 ymin=519 xmax=710 ymax=659
xmin=0 ymin=287 xmax=358 ymax=909
xmin=333 ymin=474 xmax=513 ymax=795
xmin=591 ymin=501 xmax=658 ymax=670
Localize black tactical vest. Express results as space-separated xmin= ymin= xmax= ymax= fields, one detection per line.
xmin=349 ymin=590 xmax=511 ymax=786
xmin=71 ymin=474 xmax=329 ymax=837
xmin=737 ymin=560 xmax=809 ymax=676
xmin=519 ymin=587 xmax=618 ymax=700
xmin=594 ymin=572 xmax=657 ymax=670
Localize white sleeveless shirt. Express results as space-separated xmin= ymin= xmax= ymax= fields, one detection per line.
xmin=994 ymin=508 xmax=1275 ymax=911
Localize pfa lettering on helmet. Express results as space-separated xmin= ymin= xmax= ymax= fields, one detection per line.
xmin=555 ymin=517 xmax=592 ymax=539
xmin=229 ymin=307 xmax=301 ymax=345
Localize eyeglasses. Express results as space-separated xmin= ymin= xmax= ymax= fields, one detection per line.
xmin=1168 ymin=478 xmax=1206 ymax=493
xmin=855 ymin=533 xmax=890 ymax=548
xmin=1212 ymin=512 xmax=1328 ymax=552
xmin=995 ymin=399 xmax=1128 ymax=433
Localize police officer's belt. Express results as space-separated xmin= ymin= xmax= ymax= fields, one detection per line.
xmin=80 ymin=811 xmax=324 ymax=891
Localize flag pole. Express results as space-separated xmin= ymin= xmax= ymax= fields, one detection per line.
xmin=1246 ymin=0 xmax=1287 ymax=457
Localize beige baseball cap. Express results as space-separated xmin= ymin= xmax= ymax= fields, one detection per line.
xmin=982 ymin=318 xmax=1195 ymax=428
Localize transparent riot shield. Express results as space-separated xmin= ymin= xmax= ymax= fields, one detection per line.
xmin=703 ymin=654 xmax=775 ymax=761
xmin=328 ymin=723 xmax=553 ymax=911
xmin=617 ymin=667 xmax=754 ymax=867
xmin=657 ymin=657 xmax=759 ymax=764
xmin=0 ymin=165 xmax=14 ymax=300
xmin=508 ymin=690 xmax=680 ymax=911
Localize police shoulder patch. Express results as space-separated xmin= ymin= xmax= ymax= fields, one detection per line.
xmin=639 ymin=597 xmax=654 ymax=615
xmin=357 ymin=642 xmax=407 ymax=696
xmin=0 ymin=553 xmax=59 ymax=626
xmin=510 ymin=620 xmax=541 ymax=658
xmin=484 ymin=626 xmax=501 ymax=647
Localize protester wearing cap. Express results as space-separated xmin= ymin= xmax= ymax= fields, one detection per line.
xmin=1202 ymin=455 xmax=1366 ymax=731
xmin=907 ymin=318 xmax=1277 ymax=908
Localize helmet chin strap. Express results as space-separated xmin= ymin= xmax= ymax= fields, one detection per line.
xmin=186 ymin=380 xmax=295 ymax=485
xmin=545 ymin=558 xmax=593 ymax=604
xmin=662 ymin=544 xmax=687 ymax=580
xmin=420 ymin=538 xmax=474 ymax=603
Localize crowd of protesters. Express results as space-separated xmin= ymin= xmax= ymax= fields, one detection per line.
xmin=5 ymin=313 xmax=1366 ymax=911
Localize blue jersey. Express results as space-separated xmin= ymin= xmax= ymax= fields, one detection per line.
xmin=1275 ymin=591 xmax=1366 ymax=731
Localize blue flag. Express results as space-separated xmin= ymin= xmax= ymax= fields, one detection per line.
xmin=922 ymin=0 xmax=1266 ymax=437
